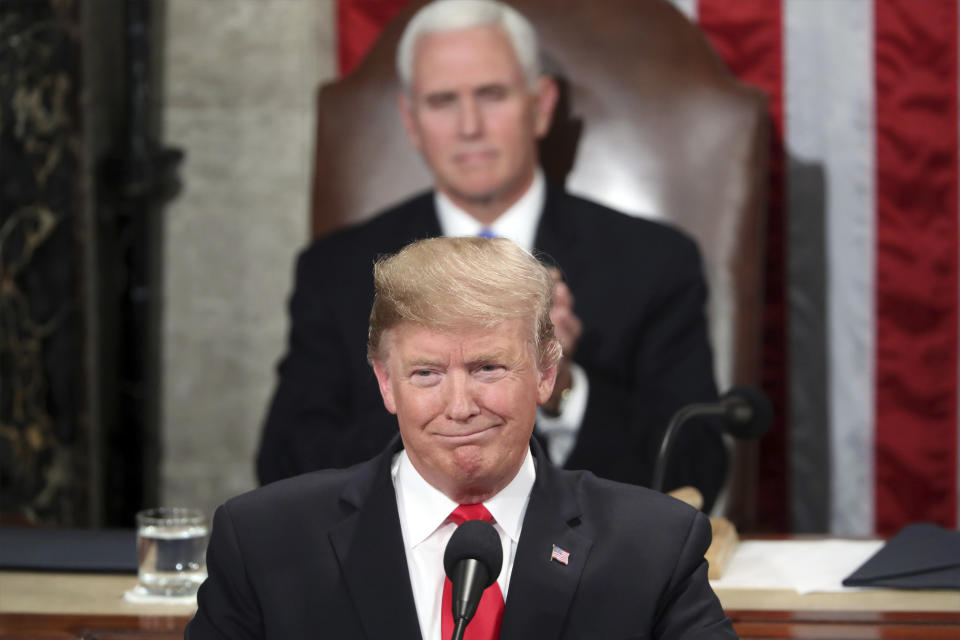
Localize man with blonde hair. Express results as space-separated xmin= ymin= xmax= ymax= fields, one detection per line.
xmin=189 ymin=237 xmax=735 ymax=639
xmin=258 ymin=0 xmax=727 ymax=511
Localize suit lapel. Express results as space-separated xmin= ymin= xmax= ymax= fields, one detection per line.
xmin=410 ymin=193 xmax=443 ymax=242
xmin=329 ymin=439 xmax=423 ymax=640
xmin=500 ymin=443 xmax=592 ymax=640
xmin=425 ymin=197 xmax=444 ymax=238
xmin=533 ymin=184 xmax=587 ymax=280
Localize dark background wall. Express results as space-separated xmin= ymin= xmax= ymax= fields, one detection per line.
xmin=1 ymin=0 xmax=333 ymax=527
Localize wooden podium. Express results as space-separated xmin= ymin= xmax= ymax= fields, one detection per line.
xmin=667 ymin=485 xmax=739 ymax=580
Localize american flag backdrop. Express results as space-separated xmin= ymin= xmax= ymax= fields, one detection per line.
xmin=334 ymin=0 xmax=959 ymax=536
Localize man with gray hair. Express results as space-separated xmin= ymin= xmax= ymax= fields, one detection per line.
xmin=189 ymin=237 xmax=736 ymax=639
xmin=258 ymin=0 xmax=727 ymax=511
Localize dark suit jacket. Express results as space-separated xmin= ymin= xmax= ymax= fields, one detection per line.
xmin=188 ymin=439 xmax=736 ymax=639
xmin=257 ymin=185 xmax=727 ymax=507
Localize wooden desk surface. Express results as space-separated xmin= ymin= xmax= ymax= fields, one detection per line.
xmin=2 ymin=570 xmax=958 ymax=638
xmin=0 ymin=572 xmax=194 ymax=616
xmin=4 ymin=571 xmax=958 ymax=616
xmin=717 ymin=585 xmax=960 ymax=612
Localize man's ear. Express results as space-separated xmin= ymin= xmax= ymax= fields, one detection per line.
xmin=372 ymin=358 xmax=398 ymax=415
xmin=397 ymin=92 xmax=423 ymax=151
xmin=533 ymin=75 xmax=559 ymax=139
xmin=536 ymin=362 xmax=559 ymax=406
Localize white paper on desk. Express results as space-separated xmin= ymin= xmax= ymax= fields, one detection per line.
xmin=709 ymin=539 xmax=885 ymax=594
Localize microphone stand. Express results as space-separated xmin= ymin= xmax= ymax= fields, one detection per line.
xmin=451 ymin=619 xmax=468 ymax=640
xmin=650 ymin=403 xmax=729 ymax=493
xmin=651 ymin=389 xmax=772 ymax=580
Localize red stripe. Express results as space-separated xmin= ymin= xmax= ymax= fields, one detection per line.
xmin=337 ymin=0 xmax=409 ymax=77
xmin=874 ymin=0 xmax=959 ymax=534
xmin=697 ymin=0 xmax=788 ymax=532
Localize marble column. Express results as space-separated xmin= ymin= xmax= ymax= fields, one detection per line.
xmin=160 ymin=0 xmax=336 ymax=514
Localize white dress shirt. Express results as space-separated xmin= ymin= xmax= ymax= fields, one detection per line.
xmin=391 ymin=449 xmax=535 ymax=640
xmin=435 ymin=169 xmax=545 ymax=251
xmin=433 ymin=169 xmax=589 ymax=465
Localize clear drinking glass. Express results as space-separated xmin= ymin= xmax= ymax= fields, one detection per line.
xmin=136 ymin=507 xmax=209 ymax=596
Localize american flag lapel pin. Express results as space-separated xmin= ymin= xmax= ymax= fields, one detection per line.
xmin=550 ymin=544 xmax=570 ymax=566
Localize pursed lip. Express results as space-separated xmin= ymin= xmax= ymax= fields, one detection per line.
xmin=433 ymin=424 xmax=500 ymax=443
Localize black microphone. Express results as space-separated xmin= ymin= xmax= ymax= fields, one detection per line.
xmin=443 ymin=519 xmax=503 ymax=640
xmin=651 ymin=385 xmax=773 ymax=492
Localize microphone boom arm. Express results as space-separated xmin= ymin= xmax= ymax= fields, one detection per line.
xmin=651 ymin=403 xmax=729 ymax=493
xmin=650 ymin=386 xmax=772 ymax=495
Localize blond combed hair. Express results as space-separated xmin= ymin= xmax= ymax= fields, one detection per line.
xmin=368 ymin=237 xmax=562 ymax=371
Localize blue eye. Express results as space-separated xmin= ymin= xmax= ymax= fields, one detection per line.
xmin=410 ymin=369 xmax=441 ymax=387
xmin=476 ymin=364 xmax=505 ymax=378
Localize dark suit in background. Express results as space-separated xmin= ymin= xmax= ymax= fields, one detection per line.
xmin=190 ymin=439 xmax=735 ymax=639
xmin=257 ymin=184 xmax=727 ymax=508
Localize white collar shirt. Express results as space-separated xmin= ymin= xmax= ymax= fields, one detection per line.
xmin=435 ymin=168 xmax=545 ymax=251
xmin=391 ymin=448 xmax=535 ymax=640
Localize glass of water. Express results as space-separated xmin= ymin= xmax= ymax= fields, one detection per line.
xmin=136 ymin=507 xmax=209 ymax=596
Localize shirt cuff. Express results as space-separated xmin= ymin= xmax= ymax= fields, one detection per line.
xmin=536 ymin=363 xmax=589 ymax=465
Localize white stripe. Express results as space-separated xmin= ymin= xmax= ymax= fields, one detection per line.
xmin=784 ymin=0 xmax=876 ymax=535
xmin=666 ymin=0 xmax=697 ymax=22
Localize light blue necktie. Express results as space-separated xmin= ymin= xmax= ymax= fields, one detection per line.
xmin=477 ymin=228 xmax=498 ymax=239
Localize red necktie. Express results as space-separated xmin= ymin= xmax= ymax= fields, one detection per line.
xmin=441 ymin=504 xmax=505 ymax=640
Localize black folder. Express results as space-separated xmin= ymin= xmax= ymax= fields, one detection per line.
xmin=843 ymin=522 xmax=960 ymax=589
xmin=0 ymin=527 xmax=138 ymax=573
